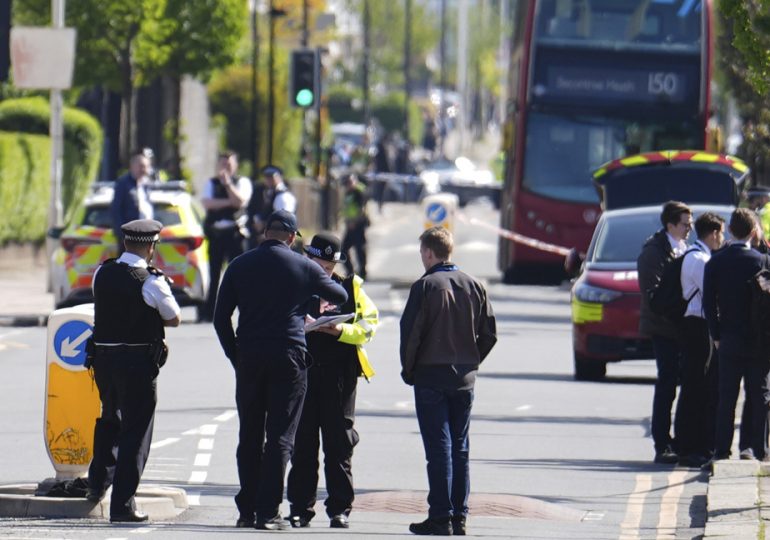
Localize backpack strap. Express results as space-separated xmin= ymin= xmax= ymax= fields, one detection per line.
xmin=681 ymin=246 xmax=702 ymax=304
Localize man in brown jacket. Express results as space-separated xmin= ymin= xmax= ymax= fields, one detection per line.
xmin=400 ymin=227 xmax=497 ymax=536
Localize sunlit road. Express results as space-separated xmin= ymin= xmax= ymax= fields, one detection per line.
xmin=0 ymin=201 xmax=708 ymax=539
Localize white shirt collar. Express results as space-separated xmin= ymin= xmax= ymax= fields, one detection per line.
xmin=117 ymin=251 xmax=148 ymax=268
xmin=666 ymin=232 xmax=687 ymax=256
xmin=694 ymin=239 xmax=711 ymax=255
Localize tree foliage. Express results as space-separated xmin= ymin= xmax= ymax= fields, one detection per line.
xmin=720 ymin=0 xmax=770 ymax=94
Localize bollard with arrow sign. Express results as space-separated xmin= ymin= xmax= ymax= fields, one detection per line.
xmin=44 ymin=304 xmax=100 ymax=480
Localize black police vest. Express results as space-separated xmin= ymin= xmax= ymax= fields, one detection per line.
xmin=92 ymin=259 xmax=165 ymax=344
xmin=204 ymin=178 xmax=240 ymax=229
xmin=306 ymin=275 xmax=357 ymax=364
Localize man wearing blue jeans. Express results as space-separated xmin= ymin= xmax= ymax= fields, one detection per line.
xmin=400 ymin=227 xmax=497 ymax=536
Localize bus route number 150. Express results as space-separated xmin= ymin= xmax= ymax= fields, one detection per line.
xmin=648 ymin=72 xmax=679 ymax=97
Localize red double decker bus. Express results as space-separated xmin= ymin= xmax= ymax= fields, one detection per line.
xmin=499 ymin=0 xmax=715 ymax=282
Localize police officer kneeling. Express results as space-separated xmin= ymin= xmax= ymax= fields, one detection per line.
xmin=86 ymin=219 xmax=181 ymax=523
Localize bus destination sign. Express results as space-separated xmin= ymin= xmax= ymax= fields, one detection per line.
xmin=534 ymin=66 xmax=689 ymax=105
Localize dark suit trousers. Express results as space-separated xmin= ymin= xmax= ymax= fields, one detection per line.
xmin=714 ymin=337 xmax=769 ymax=459
xmin=234 ymin=345 xmax=308 ymax=520
xmin=287 ymin=359 xmax=359 ymax=520
xmin=674 ymin=317 xmax=717 ymax=457
xmin=651 ymin=335 xmax=683 ymax=452
xmin=88 ymin=349 xmax=158 ymax=515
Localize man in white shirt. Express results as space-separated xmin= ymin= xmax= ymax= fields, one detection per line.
xmin=676 ymin=212 xmax=725 ymax=467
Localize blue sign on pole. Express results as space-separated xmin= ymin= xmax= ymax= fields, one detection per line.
xmin=426 ymin=202 xmax=447 ymax=223
xmin=53 ymin=320 xmax=93 ymax=367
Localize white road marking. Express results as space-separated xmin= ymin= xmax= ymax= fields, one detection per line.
xmin=655 ymin=470 xmax=687 ymax=539
xmin=187 ymin=491 xmax=201 ymax=506
xmin=619 ymin=474 xmax=652 ymax=540
xmin=515 ymin=404 xmax=532 ymax=411
xmin=150 ymin=437 xmax=180 ymax=449
xmin=395 ymin=400 xmax=413 ymax=409
xmin=183 ymin=424 xmax=218 ymax=436
xmin=198 ymin=438 xmax=214 ymax=451
xmin=194 ymin=453 xmax=211 ymax=467
xmin=583 ymin=511 xmax=605 ymax=521
xmin=188 ymin=470 xmax=207 ymax=484
xmin=214 ymin=409 xmax=237 ymax=422
xmin=130 ymin=528 xmax=154 ymax=534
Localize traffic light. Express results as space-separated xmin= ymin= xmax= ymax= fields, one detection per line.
xmin=290 ymin=49 xmax=318 ymax=108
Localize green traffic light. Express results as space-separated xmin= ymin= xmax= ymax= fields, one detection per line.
xmin=295 ymin=89 xmax=314 ymax=107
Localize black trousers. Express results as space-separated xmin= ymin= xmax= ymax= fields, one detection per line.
xmin=674 ymin=317 xmax=717 ymax=457
xmin=234 ymin=345 xmax=308 ymax=520
xmin=203 ymin=227 xmax=244 ymax=319
xmin=714 ymin=336 xmax=769 ymax=459
xmin=342 ymin=225 xmax=367 ymax=279
xmin=287 ymin=359 xmax=359 ymax=520
xmin=88 ymin=348 xmax=158 ymax=515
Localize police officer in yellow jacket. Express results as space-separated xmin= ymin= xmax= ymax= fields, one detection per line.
xmin=287 ymin=233 xmax=378 ymax=529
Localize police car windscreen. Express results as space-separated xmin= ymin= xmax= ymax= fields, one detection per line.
xmin=602 ymin=168 xmax=738 ymax=210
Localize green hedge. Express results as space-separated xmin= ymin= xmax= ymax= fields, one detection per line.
xmin=0 ymin=132 xmax=51 ymax=244
xmin=0 ymin=97 xmax=103 ymax=227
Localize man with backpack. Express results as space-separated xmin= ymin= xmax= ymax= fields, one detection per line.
xmin=703 ymin=208 xmax=770 ymax=466
xmin=676 ymin=212 xmax=725 ymax=467
xmin=637 ymin=201 xmax=692 ymax=464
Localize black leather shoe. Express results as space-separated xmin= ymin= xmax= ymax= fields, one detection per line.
xmin=409 ymin=516 xmax=452 ymax=535
xmin=678 ymin=454 xmax=709 ymax=468
xmin=110 ymin=510 xmax=149 ymax=523
xmin=85 ymin=489 xmax=105 ymax=503
xmin=235 ymin=514 xmax=255 ymax=528
xmin=330 ymin=514 xmax=349 ymax=528
xmin=451 ymin=515 xmax=466 ymax=535
xmin=653 ymin=445 xmax=678 ymax=465
xmin=256 ymin=514 xmax=291 ymax=531
xmin=290 ymin=514 xmax=311 ymax=528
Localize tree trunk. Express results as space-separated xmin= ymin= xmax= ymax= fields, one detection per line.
xmin=161 ymin=74 xmax=181 ymax=178
xmin=119 ymin=58 xmax=134 ymax=169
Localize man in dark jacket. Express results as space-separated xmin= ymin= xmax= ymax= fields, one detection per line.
xmin=213 ymin=210 xmax=348 ymax=531
xmin=637 ymin=200 xmax=692 ymax=464
xmin=111 ymin=151 xmax=154 ymax=249
xmin=400 ymin=227 xmax=497 ymax=537
xmin=703 ymin=208 xmax=770 ymax=465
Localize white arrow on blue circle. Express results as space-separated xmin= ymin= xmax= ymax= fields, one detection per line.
xmin=60 ymin=328 xmax=92 ymax=358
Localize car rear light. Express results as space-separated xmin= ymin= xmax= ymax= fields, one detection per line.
xmin=61 ymin=237 xmax=101 ymax=253
xmin=166 ymin=237 xmax=204 ymax=250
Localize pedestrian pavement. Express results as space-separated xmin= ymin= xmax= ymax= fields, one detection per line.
xmin=2 ymin=245 xmax=770 ymax=537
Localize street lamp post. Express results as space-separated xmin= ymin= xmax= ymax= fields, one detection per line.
xmin=249 ymin=0 xmax=259 ymax=179
xmin=404 ymin=0 xmax=412 ymax=142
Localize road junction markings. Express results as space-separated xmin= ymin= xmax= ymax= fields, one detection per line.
xmin=618 ymin=470 xmax=692 ymax=540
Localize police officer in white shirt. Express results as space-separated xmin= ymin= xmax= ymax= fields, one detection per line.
xmin=87 ymin=219 xmax=181 ymax=523
xmin=676 ymin=212 xmax=725 ymax=467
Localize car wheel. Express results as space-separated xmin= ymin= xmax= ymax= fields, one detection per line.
xmin=573 ymin=353 xmax=606 ymax=381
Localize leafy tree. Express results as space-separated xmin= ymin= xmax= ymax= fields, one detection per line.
xmin=719 ymin=0 xmax=770 ymax=93
xmin=14 ymin=0 xmax=245 ymax=168
xmin=718 ymin=0 xmax=770 ymax=185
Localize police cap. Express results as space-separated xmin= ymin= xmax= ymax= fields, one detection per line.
xmin=265 ymin=210 xmax=301 ymax=237
xmin=121 ymin=219 xmax=163 ymax=243
xmin=304 ymin=232 xmax=346 ymax=263
xmin=261 ymin=165 xmax=283 ymax=177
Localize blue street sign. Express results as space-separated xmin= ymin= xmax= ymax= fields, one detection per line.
xmin=426 ymin=202 xmax=447 ymax=223
xmin=53 ymin=320 xmax=93 ymax=367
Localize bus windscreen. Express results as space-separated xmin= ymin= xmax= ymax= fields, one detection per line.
xmin=522 ymin=112 xmax=701 ymax=204
xmin=536 ymin=0 xmax=702 ymax=48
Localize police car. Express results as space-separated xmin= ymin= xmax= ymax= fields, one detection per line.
xmin=570 ymin=150 xmax=748 ymax=380
xmin=51 ymin=181 xmax=210 ymax=314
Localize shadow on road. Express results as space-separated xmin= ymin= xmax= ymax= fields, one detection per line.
xmin=478 ymin=371 xmax=656 ymax=385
